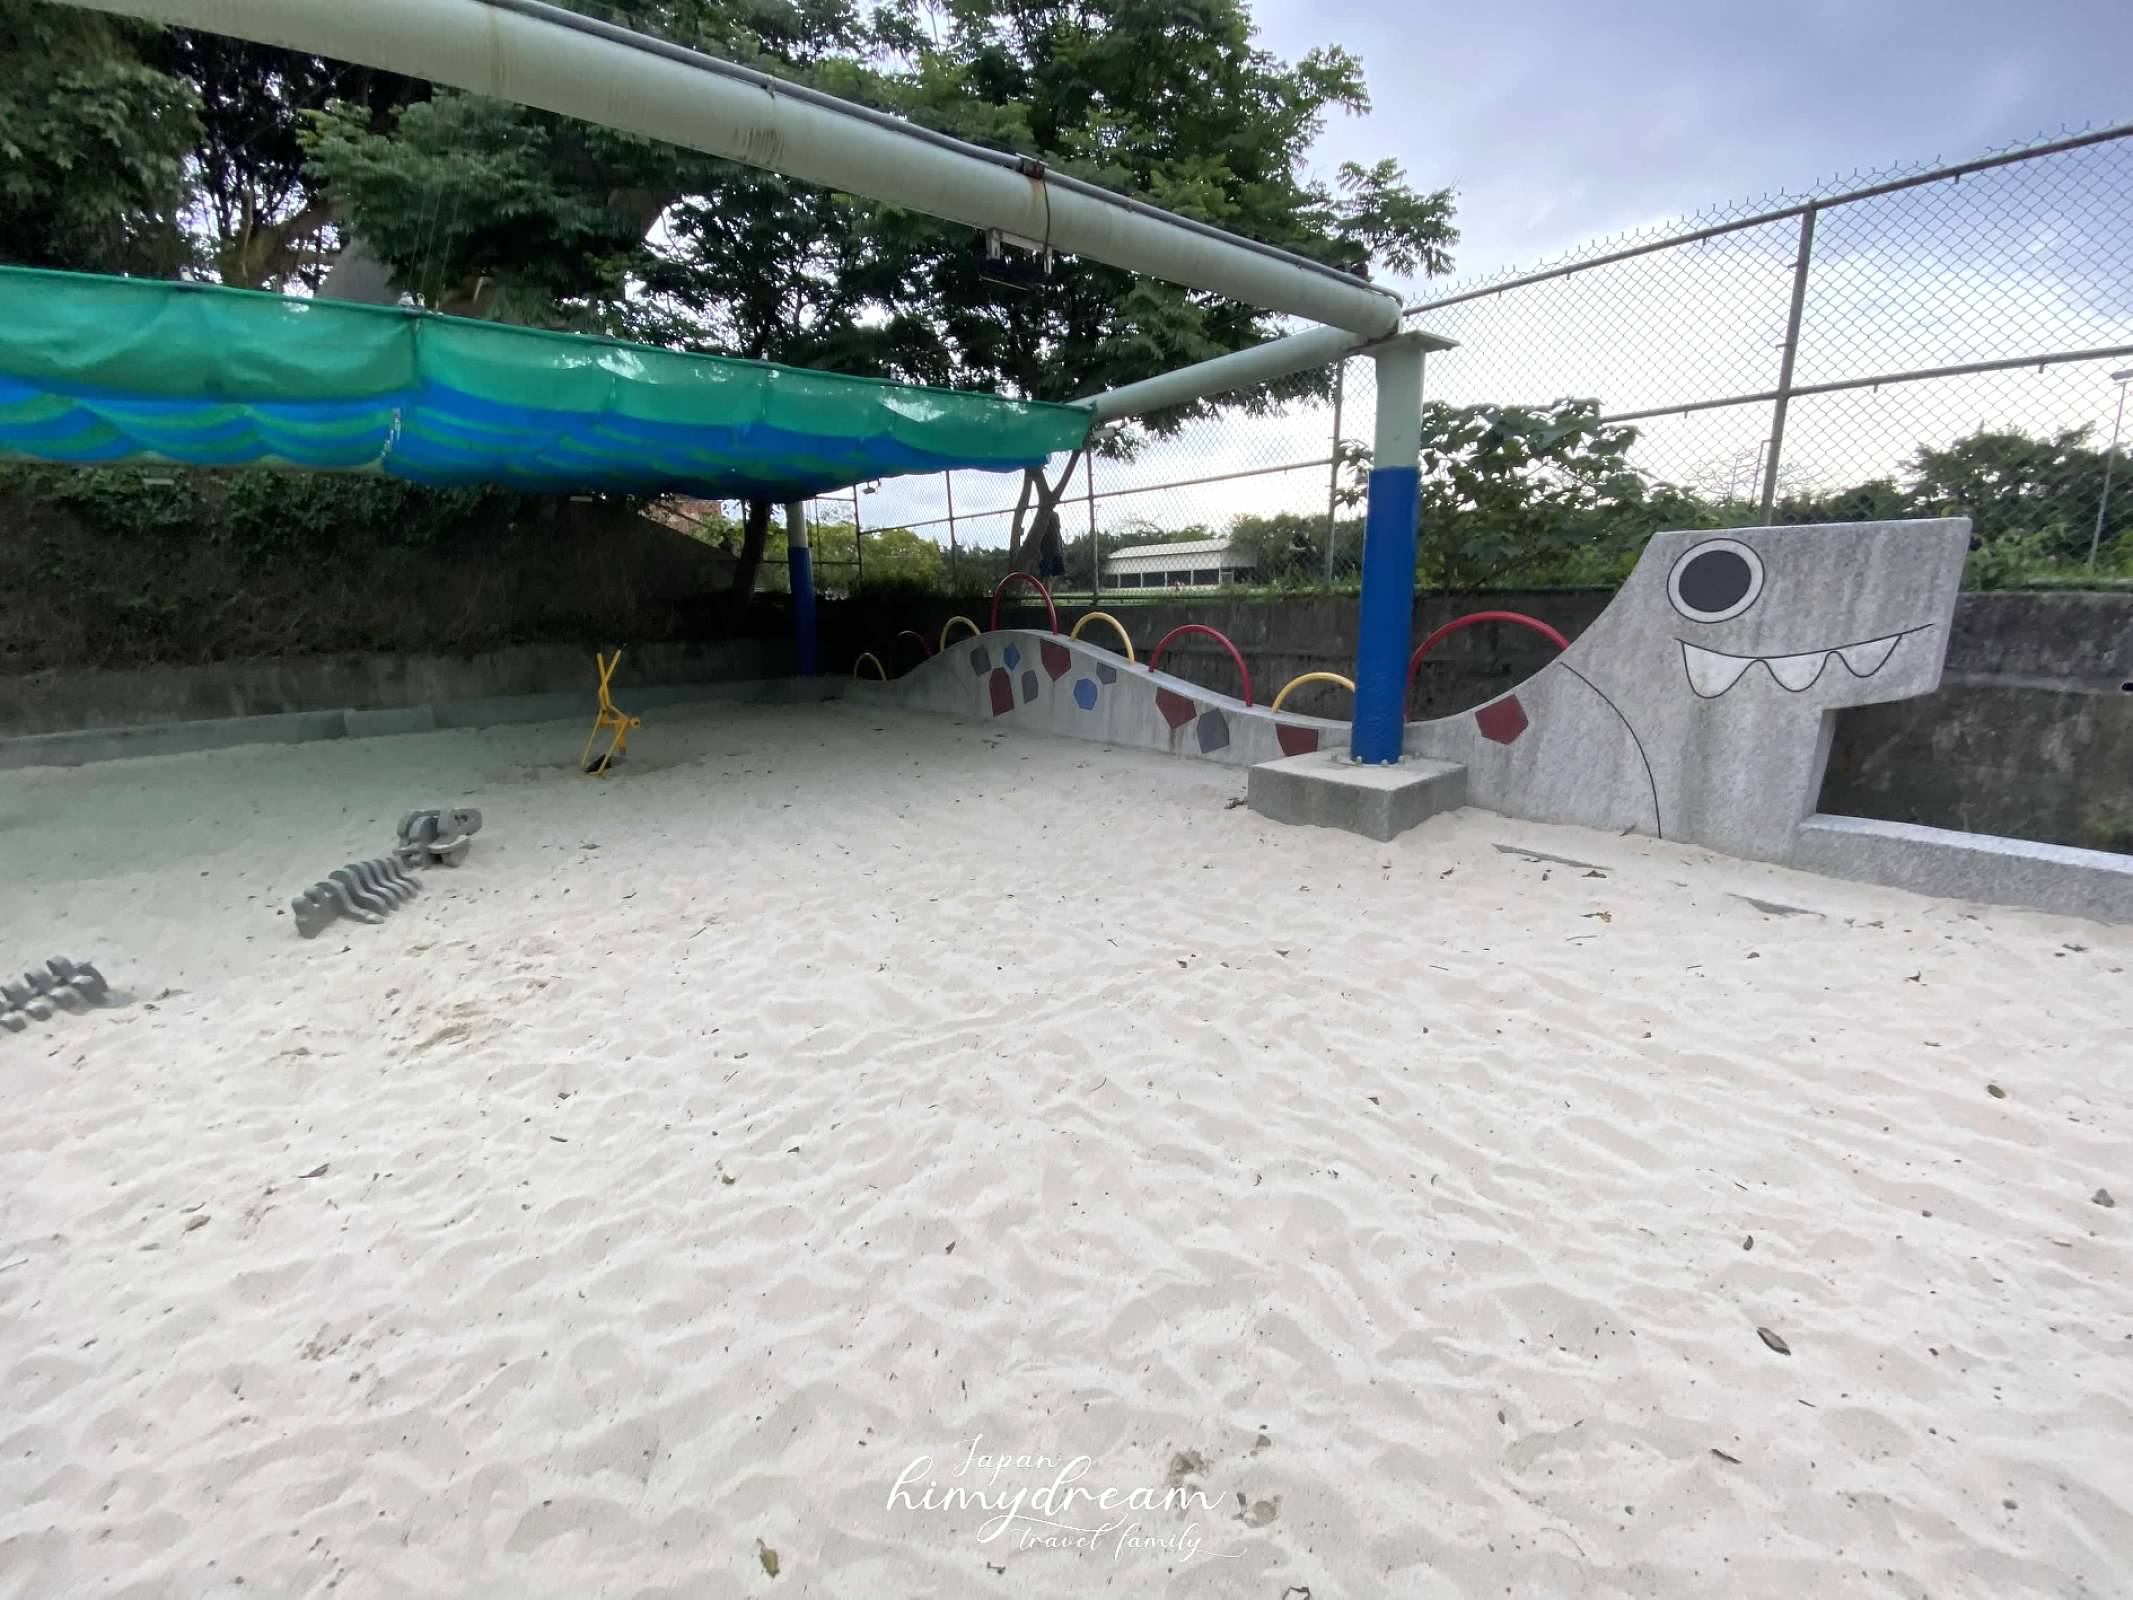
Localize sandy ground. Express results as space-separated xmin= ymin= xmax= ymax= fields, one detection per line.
xmin=0 ymin=698 xmax=2129 ymax=1599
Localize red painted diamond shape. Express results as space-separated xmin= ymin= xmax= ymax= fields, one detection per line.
xmin=1039 ymin=639 xmax=1072 ymax=680
xmin=1154 ymin=688 xmax=1196 ymax=730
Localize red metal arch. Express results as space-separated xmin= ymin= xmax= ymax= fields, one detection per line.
xmin=989 ymin=573 xmax=1059 ymax=633
xmin=1145 ymin=624 xmax=1254 ymax=708
xmin=894 ymin=628 xmax=935 ymax=662
xmin=1406 ymin=610 xmax=1569 ymax=707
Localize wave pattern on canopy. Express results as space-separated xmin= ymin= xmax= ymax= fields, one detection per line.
xmin=0 ymin=269 xmax=1092 ymax=500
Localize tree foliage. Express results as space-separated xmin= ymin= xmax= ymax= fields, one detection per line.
xmin=1906 ymin=426 xmax=2123 ymax=558
xmin=862 ymin=0 xmax=1457 ymax=564
xmin=0 ymin=1 xmax=199 ymax=276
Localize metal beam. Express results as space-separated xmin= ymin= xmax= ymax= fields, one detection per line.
xmin=1081 ymin=324 xmax=1453 ymax=424
xmin=56 ymin=0 xmax=1406 ymax=338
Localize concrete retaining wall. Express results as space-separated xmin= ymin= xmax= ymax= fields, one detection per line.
xmin=0 ymin=638 xmax=789 ymax=738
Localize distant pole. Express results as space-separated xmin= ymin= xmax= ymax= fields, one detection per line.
xmin=944 ymin=472 xmax=959 ymax=582
xmin=852 ymin=488 xmax=864 ymax=589
xmin=1324 ymin=359 xmax=1345 ymax=579
xmin=1086 ymin=451 xmax=1101 ymax=601
xmin=784 ymin=502 xmax=816 ymax=675
xmin=852 ymin=485 xmax=864 ymax=590
xmin=2091 ymin=369 xmax=2132 ymax=566
xmin=1760 ymin=202 xmax=1818 ymax=522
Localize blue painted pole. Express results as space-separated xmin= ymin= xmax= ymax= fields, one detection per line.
xmin=1349 ymin=336 xmax=1426 ymax=763
xmin=785 ymin=502 xmax=818 ymax=676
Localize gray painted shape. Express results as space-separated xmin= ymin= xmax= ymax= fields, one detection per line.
xmin=1404 ymin=519 xmax=1971 ymax=864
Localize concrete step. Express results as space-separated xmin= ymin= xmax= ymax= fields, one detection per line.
xmin=1248 ymin=752 xmax=1468 ymax=841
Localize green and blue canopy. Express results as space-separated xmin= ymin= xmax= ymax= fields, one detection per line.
xmin=0 ymin=267 xmax=1091 ymax=500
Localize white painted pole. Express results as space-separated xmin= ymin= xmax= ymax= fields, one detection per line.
xmin=56 ymin=0 xmax=1405 ymax=338
xmin=1081 ymin=323 xmax=1451 ymax=425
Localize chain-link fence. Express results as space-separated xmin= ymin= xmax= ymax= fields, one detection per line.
xmin=835 ymin=121 xmax=2133 ymax=594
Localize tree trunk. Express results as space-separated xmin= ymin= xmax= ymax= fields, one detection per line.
xmin=727 ymin=498 xmax=775 ymax=619
xmin=318 ymin=234 xmax=402 ymax=305
xmin=1003 ymin=469 xmax=1037 ymax=569
xmin=1006 ymin=449 xmax=1083 ymax=573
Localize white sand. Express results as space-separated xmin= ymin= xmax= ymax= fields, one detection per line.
xmin=1 ymin=699 xmax=2129 ymax=1598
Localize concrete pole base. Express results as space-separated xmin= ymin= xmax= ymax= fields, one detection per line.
xmin=1248 ymin=752 xmax=1468 ymax=842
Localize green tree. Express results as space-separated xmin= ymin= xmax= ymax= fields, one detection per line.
xmin=0 ymin=2 xmax=199 ymax=276
xmin=300 ymin=0 xmax=895 ymax=602
xmin=1228 ymin=511 xmax=1335 ymax=581
xmin=147 ymin=29 xmax=422 ymax=291
xmin=1907 ymin=426 xmax=2118 ymax=559
xmin=1772 ymin=476 xmax=1908 ymax=527
xmin=868 ymin=0 xmax=1458 ymax=565
xmin=1347 ymin=398 xmax=1658 ymax=591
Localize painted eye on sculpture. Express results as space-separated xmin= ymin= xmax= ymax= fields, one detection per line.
xmin=1668 ymin=539 xmax=1764 ymax=624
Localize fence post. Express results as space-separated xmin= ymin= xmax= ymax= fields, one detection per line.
xmin=1759 ymin=202 xmax=1818 ymax=521
xmin=944 ymin=471 xmax=958 ymax=583
xmin=1324 ymin=358 xmax=1346 ymax=579
xmin=2093 ymin=373 xmax=2130 ymax=566
xmin=852 ymin=485 xmax=864 ymax=592
xmin=1086 ymin=451 xmax=1101 ymax=601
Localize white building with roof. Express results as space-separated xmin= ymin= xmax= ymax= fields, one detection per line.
xmin=1101 ymin=537 xmax=1257 ymax=591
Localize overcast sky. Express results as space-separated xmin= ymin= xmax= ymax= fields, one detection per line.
xmin=869 ymin=2 xmax=2133 ymax=542
xmin=1253 ymin=0 xmax=2133 ymax=296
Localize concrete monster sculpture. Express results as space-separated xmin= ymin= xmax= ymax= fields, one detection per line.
xmin=1404 ymin=518 xmax=1971 ymax=862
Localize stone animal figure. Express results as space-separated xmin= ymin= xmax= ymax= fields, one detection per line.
xmin=397 ymin=808 xmax=484 ymax=868
xmin=0 ymin=958 xmax=110 ymax=1031
xmin=289 ymin=809 xmax=486 ymax=938
xmin=291 ymin=857 xmax=424 ymax=939
xmin=1405 ymin=518 xmax=1971 ymax=862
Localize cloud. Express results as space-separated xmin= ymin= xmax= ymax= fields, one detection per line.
xmin=853 ymin=4 xmax=2133 ymax=546
xmin=1254 ymin=0 xmax=2132 ymax=291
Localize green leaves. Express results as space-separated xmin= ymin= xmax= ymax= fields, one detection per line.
xmin=0 ymin=3 xmax=200 ymax=277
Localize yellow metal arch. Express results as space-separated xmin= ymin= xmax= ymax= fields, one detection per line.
xmin=1270 ymin=671 xmax=1355 ymax=713
xmin=1068 ymin=610 xmax=1136 ymax=662
xmin=939 ymin=615 xmax=981 ymax=652
xmin=853 ymin=651 xmax=888 ymax=681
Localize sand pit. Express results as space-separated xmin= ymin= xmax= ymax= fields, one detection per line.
xmin=1 ymin=700 xmax=2128 ymax=1597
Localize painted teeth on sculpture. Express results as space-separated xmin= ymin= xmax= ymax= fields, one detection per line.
xmin=1837 ymin=636 xmax=1900 ymax=676
xmin=1680 ymin=633 xmax=1902 ymax=700
xmin=0 ymin=958 xmax=111 ymax=1032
